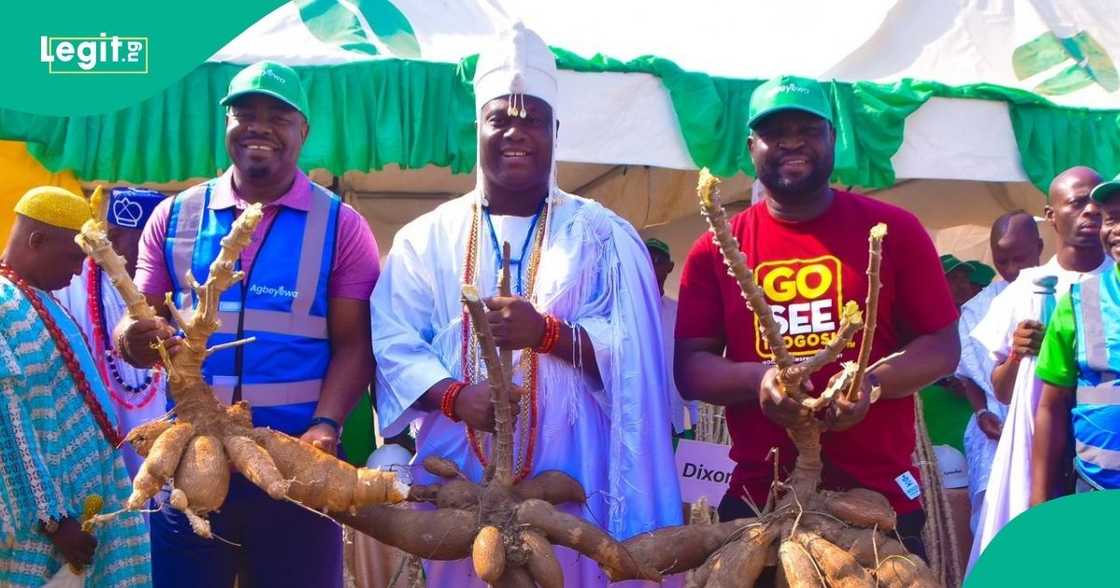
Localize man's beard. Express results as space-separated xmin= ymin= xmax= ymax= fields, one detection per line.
xmin=245 ymin=164 xmax=271 ymax=180
xmin=757 ymin=161 xmax=831 ymax=197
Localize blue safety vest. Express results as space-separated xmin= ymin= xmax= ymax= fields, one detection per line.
xmin=1069 ymin=269 xmax=1120 ymax=489
xmin=163 ymin=179 xmax=339 ymax=435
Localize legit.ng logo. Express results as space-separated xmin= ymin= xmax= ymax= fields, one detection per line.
xmin=39 ymin=33 xmax=148 ymax=74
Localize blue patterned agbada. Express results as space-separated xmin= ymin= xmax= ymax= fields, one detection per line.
xmin=0 ymin=277 xmax=151 ymax=587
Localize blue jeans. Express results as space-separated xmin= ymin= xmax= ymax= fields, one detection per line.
xmin=150 ymin=474 xmax=342 ymax=588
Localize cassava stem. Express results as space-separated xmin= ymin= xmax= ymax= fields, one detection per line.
xmin=84 ymin=194 xmax=406 ymax=537
xmin=782 ymin=301 xmax=862 ymax=394
xmin=462 ymin=284 xmax=515 ymax=487
xmin=697 ymin=169 xmax=793 ymax=370
xmin=847 ymin=223 xmax=886 ymax=401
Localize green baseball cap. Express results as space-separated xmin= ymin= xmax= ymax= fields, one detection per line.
xmin=645 ymin=238 xmax=671 ymax=258
xmin=220 ymin=61 xmax=309 ymax=120
xmin=1090 ymin=173 xmax=1120 ymax=203
xmin=940 ymin=254 xmax=966 ymax=274
xmin=965 ymin=261 xmax=996 ymax=287
xmin=747 ymin=75 xmax=833 ymax=129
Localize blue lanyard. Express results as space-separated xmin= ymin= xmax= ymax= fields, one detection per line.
xmin=482 ymin=198 xmax=546 ymax=296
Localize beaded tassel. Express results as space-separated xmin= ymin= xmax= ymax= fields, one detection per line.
xmin=86 ymin=258 xmax=162 ymax=409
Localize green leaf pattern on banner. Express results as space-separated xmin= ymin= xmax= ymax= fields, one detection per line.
xmin=1013 ymin=31 xmax=1119 ymax=95
xmin=296 ymin=0 xmax=421 ymax=59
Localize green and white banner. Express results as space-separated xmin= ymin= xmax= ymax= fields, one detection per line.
xmin=223 ymin=0 xmax=1120 ymax=109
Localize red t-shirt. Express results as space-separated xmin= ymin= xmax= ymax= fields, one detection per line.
xmin=676 ymin=190 xmax=957 ymax=514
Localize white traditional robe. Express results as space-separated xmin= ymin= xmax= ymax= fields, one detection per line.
xmin=54 ymin=263 xmax=168 ymax=478
xmin=956 ymin=279 xmax=1008 ymax=532
xmin=372 ymin=190 xmax=683 ymax=587
xmin=966 ymin=256 xmax=1109 ymax=571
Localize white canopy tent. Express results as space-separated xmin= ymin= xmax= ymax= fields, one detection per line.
xmin=85 ymin=0 xmax=1119 ymax=293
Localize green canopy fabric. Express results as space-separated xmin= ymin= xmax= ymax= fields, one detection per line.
xmin=1 ymin=51 xmax=1117 ymax=192
xmin=0 ymin=60 xmax=476 ymax=184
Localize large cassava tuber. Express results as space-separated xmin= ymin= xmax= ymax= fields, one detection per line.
xmin=473 ymin=526 xmax=507 ymax=583
xmin=77 ymin=187 xmax=407 ymax=538
xmin=521 ymin=530 xmax=563 ymax=588
xmin=337 ymin=174 xmax=942 ymax=587
xmin=703 ymin=526 xmax=777 ymax=588
xmin=174 ymin=435 xmax=230 ymax=513
xmin=598 ymin=171 xmax=941 ymax=587
xmin=779 ymin=542 xmax=824 ymax=588
xmin=339 ymin=273 xmax=663 ymax=587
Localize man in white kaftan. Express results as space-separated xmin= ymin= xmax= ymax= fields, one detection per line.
xmin=956 ymin=210 xmax=1043 ymax=532
xmin=371 ymin=24 xmax=682 ymax=587
xmin=967 ymin=168 xmax=1108 ymax=570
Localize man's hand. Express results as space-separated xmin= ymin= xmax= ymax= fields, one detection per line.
xmin=484 ymin=296 xmax=546 ymax=350
xmin=115 ymin=316 xmax=180 ymax=368
xmin=300 ymin=423 xmax=339 ymax=453
xmin=759 ymin=367 xmax=810 ymax=429
xmin=1011 ymin=319 xmax=1045 ymax=357
xmin=48 ymin=517 xmax=97 ymax=570
xmin=454 ymin=380 xmax=522 ymax=433
xmin=825 ymin=371 xmax=872 ymax=431
xmin=978 ymin=410 xmax=1003 ymax=440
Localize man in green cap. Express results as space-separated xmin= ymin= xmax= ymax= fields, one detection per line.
xmin=942 ymin=253 xmax=977 ymax=307
xmin=1032 ymin=173 xmax=1120 ymax=502
xmin=966 ymin=261 xmax=997 ymax=293
xmin=116 ymin=60 xmax=381 ymax=587
xmin=676 ymin=74 xmax=959 ymax=560
xmin=920 ymin=253 xmax=996 ymax=458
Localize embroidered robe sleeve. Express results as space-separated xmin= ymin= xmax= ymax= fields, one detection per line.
xmin=370 ymin=226 xmax=455 ymax=437
xmin=561 ymin=205 xmax=683 ymax=538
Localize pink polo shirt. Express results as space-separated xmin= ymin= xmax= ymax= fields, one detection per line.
xmin=135 ymin=169 xmax=379 ymax=300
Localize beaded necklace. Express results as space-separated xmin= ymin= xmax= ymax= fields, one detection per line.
xmin=461 ymin=196 xmax=549 ymax=482
xmin=0 ymin=264 xmax=123 ymax=447
xmin=482 ymin=198 xmax=546 ymax=296
xmin=85 ymin=258 xmax=162 ymax=410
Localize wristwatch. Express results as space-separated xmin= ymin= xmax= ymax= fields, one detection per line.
xmin=308 ymin=415 xmax=342 ymax=434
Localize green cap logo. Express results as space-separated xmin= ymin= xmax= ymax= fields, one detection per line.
xmin=747 ymin=75 xmax=833 ymax=129
xmin=220 ymin=61 xmax=310 ymax=120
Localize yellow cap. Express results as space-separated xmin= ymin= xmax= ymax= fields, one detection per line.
xmin=13 ymin=186 xmax=90 ymax=232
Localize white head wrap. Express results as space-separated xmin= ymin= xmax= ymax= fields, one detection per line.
xmin=473 ymin=22 xmax=558 ymax=115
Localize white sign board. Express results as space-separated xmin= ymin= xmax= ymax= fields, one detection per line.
xmin=675 ymin=439 xmax=736 ymax=505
